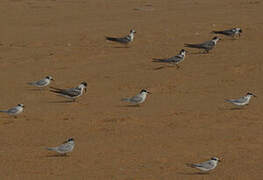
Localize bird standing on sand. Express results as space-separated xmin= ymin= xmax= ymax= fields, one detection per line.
xmin=225 ymin=92 xmax=256 ymax=106
xmin=46 ymin=138 xmax=75 ymax=155
xmin=212 ymin=28 xmax=242 ymax=39
xmin=186 ymin=157 xmax=221 ymax=172
xmin=106 ymin=29 xmax=136 ymax=45
xmin=121 ymin=89 xmax=151 ymax=105
xmin=0 ymin=104 xmax=24 ymax=117
xmin=50 ymin=82 xmax=87 ymax=101
xmin=28 ymin=76 xmax=54 ymax=88
xmin=152 ymin=49 xmax=186 ymax=68
xmin=184 ymin=36 xmax=220 ymax=53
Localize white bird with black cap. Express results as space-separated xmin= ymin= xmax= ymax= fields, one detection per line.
xmin=186 ymin=157 xmax=221 ymax=172
xmin=46 ymin=138 xmax=75 ymax=155
xmin=184 ymin=36 xmax=220 ymax=53
xmin=225 ymin=92 xmax=256 ymax=106
xmin=121 ymin=89 xmax=151 ymax=105
xmin=106 ymin=29 xmax=136 ymax=45
xmin=28 ymin=76 xmax=54 ymax=88
xmin=152 ymin=49 xmax=186 ymax=68
xmin=50 ymin=81 xmax=87 ymax=101
xmin=0 ymin=104 xmax=24 ymax=117
xmin=212 ymin=28 xmax=242 ymax=39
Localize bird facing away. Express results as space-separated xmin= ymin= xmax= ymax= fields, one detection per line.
xmin=152 ymin=49 xmax=186 ymax=68
xmin=46 ymin=138 xmax=75 ymax=155
xmin=50 ymin=81 xmax=87 ymax=101
xmin=121 ymin=89 xmax=151 ymax=105
xmin=225 ymin=92 xmax=256 ymax=106
xmin=186 ymin=157 xmax=221 ymax=172
xmin=0 ymin=104 xmax=24 ymax=117
xmin=184 ymin=36 xmax=220 ymax=53
xmin=106 ymin=29 xmax=136 ymax=45
xmin=28 ymin=76 xmax=54 ymax=88
xmin=212 ymin=28 xmax=242 ymax=39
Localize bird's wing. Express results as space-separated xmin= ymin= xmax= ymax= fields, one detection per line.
xmin=152 ymin=55 xmax=182 ymax=63
xmin=50 ymin=87 xmax=80 ymax=97
xmin=49 ymin=86 xmax=64 ymax=91
xmin=35 ymin=79 xmax=47 ymax=86
xmin=130 ymin=95 xmax=143 ymax=102
xmin=61 ymin=88 xmax=81 ymax=97
xmin=194 ymin=160 xmax=214 ymax=169
xmin=227 ymin=97 xmax=247 ymax=103
xmin=185 ymin=42 xmax=207 ymax=49
xmin=213 ymin=29 xmax=233 ymax=35
xmin=57 ymin=143 xmax=72 ymax=152
xmin=7 ymin=107 xmax=19 ymax=114
xmin=106 ymin=35 xmax=130 ymax=43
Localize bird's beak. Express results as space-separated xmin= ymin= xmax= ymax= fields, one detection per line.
xmin=51 ymin=79 xmax=54 ymax=81
xmin=253 ymin=94 xmax=256 ymax=97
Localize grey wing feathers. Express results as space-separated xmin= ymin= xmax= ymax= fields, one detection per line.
xmin=57 ymin=143 xmax=72 ymax=152
xmin=46 ymin=147 xmax=57 ymax=151
xmin=130 ymin=95 xmax=143 ymax=102
xmin=152 ymin=55 xmax=182 ymax=63
xmin=106 ymin=36 xmax=130 ymax=43
xmin=7 ymin=107 xmax=18 ymax=114
xmin=121 ymin=98 xmax=130 ymax=102
xmin=121 ymin=95 xmax=142 ymax=103
xmin=213 ymin=29 xmax=233 ymax=36
xmin=50 ymin=87 xmax=80 ymax=97
xmin=185 ymin=40 xmax=213 ymax=50
xmin=49 ymin=86 xmax=64 ymax=91
xmin=35 ymin=79 xmax=47 ymax=86
xmin=225 ymin=97 xmax=246 ymax=103
xmin=196 ymin=161 xmax=214 ymax=169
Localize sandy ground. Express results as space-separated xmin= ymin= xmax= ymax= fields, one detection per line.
xmin=0 ymin=0 xmax=263 ymax=179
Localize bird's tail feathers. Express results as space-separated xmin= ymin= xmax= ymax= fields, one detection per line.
xmin=152 ymin=58 xmax=164 ymax=62
xmin=0 ymin=110 xmax=7 ymax=113
xmin=49 ymin=86 xmax=63 ymax=91
xmin=121 ymin=98 xmax=130 ymax=102
xmin=106 ymin=37 xmax=118 ymax=42
xmin=184 ymin=44 xmax=200 ymax=48
xmin=50 ymin=89 xmax=62 ymax=94
xmin=27 ymin=82 xmax=34 ymax=85
xmin=186 ymin=163 xmax=196 ymax=168
xmin=46 ymin=147 xmax=56 ymax=151
xmin=212 ymin=30 xmax=223 ymax=34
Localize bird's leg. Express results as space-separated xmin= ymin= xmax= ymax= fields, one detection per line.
xmin=176 ymin=64 xmax=180 ymax=69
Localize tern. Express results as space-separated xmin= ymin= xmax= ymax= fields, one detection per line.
xmin=121 ymin=89 xmax=151 ymax=105
xmin=106 ymin=29 xmax=136 ymax=45
xmin=50 ymin=82 xmax=87 ymax=101
xmin=46 ymin=138 xmax=75 ymax=155
xmin=28 ymin=76 xmax=54 ymax=88
xmin=0 ymin=104 xmax=24 ymax=117
xmin=225 ymin=92 xmax=256 ymax=106
xmin=184 ymin=37 xmax=220 ymax=53
xmin=186 ymin=157 xmax=221 ymax=172
xmin=212 ymin=28 xmax=242 ymax=39
xmin=152 ymin=49 xmax=186 ymax=68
